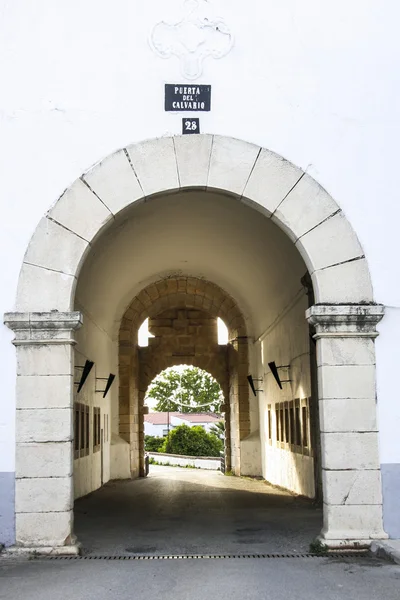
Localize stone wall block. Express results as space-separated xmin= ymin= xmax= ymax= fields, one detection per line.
xmin=156 ymin=280 xmax=169 ymax=297
xmin=317 ymin=364 xmax=375 ymax=399
xmin=322 ymin=504 xmax=385 ymax=540
xmin=242 ymin=148 xmax=303 ymax=216
xmin=146 ymin=284 xmax=160 ymax=301
xmin=16 ymin=511 xmax=73 ymax=547
xmin=48 ymin=178 xmax=112 ymax=243
xmin=208 ymin=136 xmax=260 ymax=196
xmin=17 ymin=345 xmax=73 ymax=376
xmin=174 ymin=134 xmax=213 ymax=188
xmin=317 ymin=337 xmax=375 ymax=367
xmin=295 ymin=212 xmax=363 ymax=273
xmin=16 ymin=264 xmax=75 ymax=312
xmin=311 ymin=259 xmax=373 ymax=304
xmin=321 ymin=432 xmax=380 ymax=470
xmin=17 ymin=409 xmax=72 ymax=443
xmin=16 ymin=375 xmax=73 ymax=409
xmin=126 ymin=137 xmax=179 ymax=197
xmin=16 ymin=442 xmax=73 ymax=478
xmin=272 ymin=173 xmax=338 ymax=242
xmin=23 ymin=217 xmax=89 ymax=276
xmin=16 ymin=477 xmax=73 ymax=513
xmin=83 ymin=149 xmax=144 ymax=214
xmin=137 ymin=289 xmax=152 ymax=308
xmin=322 ymin=470 xmax=383 ymax=505
xmin=319 ymin=398 xmax=377 ymax=433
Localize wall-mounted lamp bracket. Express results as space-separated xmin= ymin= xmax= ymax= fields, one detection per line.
xmin=268 ymin=361 xmax=291 ymax=390
xmin=95 ymin=373 xmax=116 ymax=398
xmin=247 ymin=375 xmax=264 ymax=397
xmin=75 ymin=360 xmax=94 ymax=393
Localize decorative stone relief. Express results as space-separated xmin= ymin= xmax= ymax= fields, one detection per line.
xmin=149 ymin=0 xmax=234 ymax=80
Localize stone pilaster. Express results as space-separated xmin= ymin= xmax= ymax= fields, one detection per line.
xmin=4 ymin=311 xmax=82 ymax=553
xmin=306 ymin=305 xmax=387 ymax=546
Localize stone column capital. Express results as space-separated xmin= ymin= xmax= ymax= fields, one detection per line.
xmin=3 ymin=311 xmax=83 ymax=345
xmin=305 ymin=304 xmax=385 ymax=339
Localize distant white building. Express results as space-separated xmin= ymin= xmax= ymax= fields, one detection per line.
xmin=144 ymin=413 xmax=222 ymax=437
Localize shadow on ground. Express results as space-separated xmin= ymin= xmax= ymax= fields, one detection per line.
xmin=74 ymin=465 xmax=322 ymax=555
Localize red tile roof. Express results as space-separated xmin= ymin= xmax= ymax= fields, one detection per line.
xmin=144 ymin=412 xmax=180 ymax=425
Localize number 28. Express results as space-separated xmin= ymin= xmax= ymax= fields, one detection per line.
xmin=185 ymin=120 xmax=198 ymax=131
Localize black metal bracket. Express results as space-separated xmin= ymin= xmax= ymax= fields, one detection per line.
xmin=95 ymin=374 xmax=116 ymax=398
xmin=247 ymin=375 xmax=264 ymax=397
xmin=75 ymin=360 xmax=94 ymax=393
xmin=268 ymin=362 xmax=291 ymax=390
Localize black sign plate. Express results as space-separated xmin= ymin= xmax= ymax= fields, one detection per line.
xmin=165 ymin=84 xmax=211 ymax=112
xmin=182 ymin=118 xmax=200 ymax=134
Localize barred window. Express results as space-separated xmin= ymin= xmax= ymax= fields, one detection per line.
xmin=74 ymin=403 xmax=89 ymax=459
xmin=269 ymin=398 xmax=312 ymax=455
xmin=93 ymin=407 xmax=101 ymax=452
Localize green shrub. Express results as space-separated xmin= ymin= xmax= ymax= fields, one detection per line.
xmin=160 ymin=424 xmax=223 ymax=457
xmin=144 ymin=435 xmax=165 ymax=452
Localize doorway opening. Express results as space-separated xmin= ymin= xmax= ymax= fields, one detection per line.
xmin=143 ymin=365 xmax=226 ymax=466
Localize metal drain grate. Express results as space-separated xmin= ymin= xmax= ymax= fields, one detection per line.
xmin=42 ymin=551 xmax=370 ymax=561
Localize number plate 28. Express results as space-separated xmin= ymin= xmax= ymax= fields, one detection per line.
xmin=182 ymin=118 xmax=200 ymax=135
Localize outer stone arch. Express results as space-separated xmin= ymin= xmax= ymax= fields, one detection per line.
xmin=15 ymin=134 xmax=373 ymax=313
xmin=4 ymin=134 xmax=387 ymax=551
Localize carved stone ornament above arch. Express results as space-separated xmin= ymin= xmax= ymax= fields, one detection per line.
xmin=149 ymin=0 xmax=234 ymax=80
xmin=14 ymin=134 xmax=373 ymax=315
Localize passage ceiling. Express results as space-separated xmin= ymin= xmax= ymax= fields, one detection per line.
xmin=75 ymin=190 xmax=307 ymax=339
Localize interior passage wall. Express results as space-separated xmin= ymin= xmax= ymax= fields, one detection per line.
xmin=257 ymin=290 xmax=315 ymax=498
xmin=73 ymin=310 xmax=117 ymax=499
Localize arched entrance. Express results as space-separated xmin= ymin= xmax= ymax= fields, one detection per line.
xmin=4 ymin=135 xmax=386 ymax=552
xmin=119 ymin=276 xmax=247 ymax=478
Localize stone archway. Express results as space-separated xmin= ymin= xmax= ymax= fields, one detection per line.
xmin=4 ymin=135 xmax=387 ymax=551
xmin=118 ymin=276 xmax=249 ymax=477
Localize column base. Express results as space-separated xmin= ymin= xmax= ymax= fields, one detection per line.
xmin=318 ymin=530 xmax=389 ymax=549
xmin=4 ymin=543 xmax=81 ymax=556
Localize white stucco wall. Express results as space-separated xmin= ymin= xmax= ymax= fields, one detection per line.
xmin=257 ymin=292 xmax=315 ymax=497
xmin=1 ymin=0 xmax=400 ymax=538
xmin=172 ymin=417 xmax=221 ymax=433
xmin=145 ymin=417 xmax=222 ymax=437
xmin=144 ymin=422 xmax=169 ymax=437
xmin=73 ymin=311 xmax=115 ymax=498
xmin=148 ymin=452 xmax=222 ymax=471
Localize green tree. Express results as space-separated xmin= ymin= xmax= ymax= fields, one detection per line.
xmin=144 ymin=435 xmax=165 ymax=452
xmin=161 ymin=424 xmax=223 ymax=457
xmin=146 ymin=366 xmax=223 ymax=413
xmin=209 ymin=420 xmax=225 ymax=442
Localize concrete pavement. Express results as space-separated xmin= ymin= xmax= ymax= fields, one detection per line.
xmin=2 ymin=467 xmax=399 ymax=599
xmin=74 ymin=465 xmax=322 ymax=555
xmin=1 ymin=554 xmax=400 ymax=600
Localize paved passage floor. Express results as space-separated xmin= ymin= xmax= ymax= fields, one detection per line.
xmin=74 ymin=465 xmax=322 ymax=555
xmin=2 ymin=469 xmax=399 ymax=600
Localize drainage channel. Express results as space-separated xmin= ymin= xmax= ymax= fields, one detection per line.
xmin=42 ymin=551 xmax=370 ymax=561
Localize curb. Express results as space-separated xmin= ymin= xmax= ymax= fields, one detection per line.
xmin=370 ymin=541 xmax=400 ymax=565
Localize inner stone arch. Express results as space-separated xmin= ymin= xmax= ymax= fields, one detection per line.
xmin=118 ymin=276 xmax=249 ymax=477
